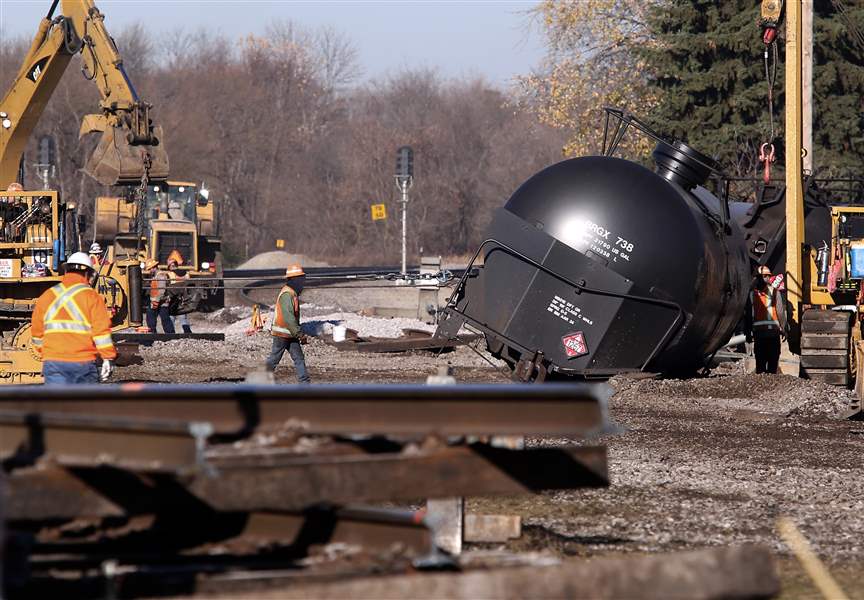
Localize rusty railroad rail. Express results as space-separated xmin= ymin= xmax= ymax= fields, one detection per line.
xmin=2 ymin=383 xmax=613 ymax=597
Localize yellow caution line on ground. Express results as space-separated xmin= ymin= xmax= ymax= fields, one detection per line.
xmin=777 ymin=517 xmax=849 ymax=600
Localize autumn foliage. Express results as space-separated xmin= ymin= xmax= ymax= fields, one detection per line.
xmin=1 ymin=23 xmax=565 ymax=266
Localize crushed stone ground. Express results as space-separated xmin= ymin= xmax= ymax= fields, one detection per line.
xmin=117 ymin=306 xmax=505 ymax=383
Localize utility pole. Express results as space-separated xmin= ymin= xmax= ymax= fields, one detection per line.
xmin=802 ymin=0 xmax=814 ymax=173
xmin=394 ymin=146 xmax=414 ymax=275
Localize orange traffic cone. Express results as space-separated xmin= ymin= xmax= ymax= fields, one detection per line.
xmin=246 ymin=304 xmax=265 ymax=336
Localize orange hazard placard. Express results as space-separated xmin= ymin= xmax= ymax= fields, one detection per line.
xmin=371 ymin=204 xmax=387 ymax=221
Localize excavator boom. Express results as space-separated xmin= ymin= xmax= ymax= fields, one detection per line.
xmin=0 ymin=0 xmax=168 ymax=188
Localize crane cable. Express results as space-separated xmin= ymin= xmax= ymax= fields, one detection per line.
xmin=760 ymin=36 xmax=779 ymax=184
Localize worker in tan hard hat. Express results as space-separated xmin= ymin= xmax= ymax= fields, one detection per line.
xmin=265 ymin=263 xmax=310 ymax=382
xmin=745 ymin=265 xmax=787 ymax=374
xmin=143 ymin=258 xmax=176 ymax=334
xmin=166 ymin=254 xmax=193 ymax=334
xmin=31 ymin=251 xmax=117 ymax=383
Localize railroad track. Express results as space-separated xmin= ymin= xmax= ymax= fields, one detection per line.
xmin=2 ymin=383 xmax=609 ymax=597
xmin=0 ymin=383 xmax=782 ymax=598
xmin=225 ymin=265 xmax=468 ymax=308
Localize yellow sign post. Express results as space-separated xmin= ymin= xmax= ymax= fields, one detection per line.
xmin=371 ymin=203 xmax=387 ymax=221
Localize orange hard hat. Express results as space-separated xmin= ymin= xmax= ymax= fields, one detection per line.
xmin=6 ymin=182 xmax=23 ymax=192
xmin=285 ymin=263 xmax=305 ymax=278
xmin=167 ymin=249 xmax=184 ymax=266
xmin=143 ymin=258 xmax=159 ymax=271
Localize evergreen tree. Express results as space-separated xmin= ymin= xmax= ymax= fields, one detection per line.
xmin=812 ymin=0 xmax=864 ymax=175
xmin=641 ymin=0 xmax=864 ymax=178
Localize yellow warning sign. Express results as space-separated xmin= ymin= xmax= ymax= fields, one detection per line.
xmin=371 ymin=203 xmax=387 ymax=221
xmin=275 ymin=239 xmax=285 ymax=249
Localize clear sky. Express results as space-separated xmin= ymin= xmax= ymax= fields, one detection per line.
xmin=0 ymin=0 xmax=546 ymax=86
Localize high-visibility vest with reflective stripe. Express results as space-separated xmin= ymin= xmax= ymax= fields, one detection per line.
xmin=32 ymin=276 xmax=117 ymax=363
xmin=44 ymin=283 xmax=92 ymax=333
xmin=271 ymin=285 xmax=300 ymax=339
xmin=149 ymin=270 xmax=176 ymax=305
xmin=751 ymin=289 xmax=780 ymax=330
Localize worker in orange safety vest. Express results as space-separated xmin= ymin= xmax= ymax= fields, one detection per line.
xmin=166 ymin=253 xmax=193 ymax=334
xmin=265 ymin=263 xmax=310 ymax=382
xmin=31 ymin=252 xmax=117 ymax=383
xmin=144 ymin=258 xmax=176 ymax=334
xmin=744 ymin=265 xmax=787 ymax=374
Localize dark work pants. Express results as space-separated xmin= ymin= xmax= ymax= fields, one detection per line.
xmin=754 ymin=333 xmax=781 ymax=374
xmin=146 ymin=305 xmax=176 ymax=334
xmin=266 ymin=336 xmax=311 ymax=383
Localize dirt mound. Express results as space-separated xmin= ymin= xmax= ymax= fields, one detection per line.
xmin=236 ymin=251 xmax=329 ymax=270
xmin=609 ymin=371 xmax=857 ymax=419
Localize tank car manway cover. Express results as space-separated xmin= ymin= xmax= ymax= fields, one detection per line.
xmin=562 ymin=331 xmax=589 ymax=359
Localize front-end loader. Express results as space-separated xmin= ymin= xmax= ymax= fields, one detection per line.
xmin=94 ymin=181 xmax=224 ymax=314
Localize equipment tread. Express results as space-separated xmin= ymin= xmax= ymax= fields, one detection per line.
xmin=800 ymin=319 xmax=852 ymax=334
xmin=801 ymin=334 xmax=849 ymax=350
xmin=800 ymin=353 xmax=849 ymax=369
xmin=799 ymin=367 xmax=850 ymax=386
xmin=801 ymin=310 xmax=852 ymax=322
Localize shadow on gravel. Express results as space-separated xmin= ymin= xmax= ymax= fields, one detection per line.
xmin=494 ymin=525 xmax=633 ymax=556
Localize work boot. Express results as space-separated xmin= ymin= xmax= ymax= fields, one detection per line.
xmin=182 ymin=325 xmax=192 ymax=334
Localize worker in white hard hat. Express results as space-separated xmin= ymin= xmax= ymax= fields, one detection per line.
xmin=30 ymin=251 xmax=117 ymax=384
xmin=88 ymin=241 xmax=107 ymax=271
xmin=745 ymin=264 xmax=787 ymax=374
xmin=265 ymin=263 xmax=310 ymax=382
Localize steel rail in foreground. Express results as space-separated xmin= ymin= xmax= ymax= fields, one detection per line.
xmin=23 ymin=506 xmax=436 ymax=567
xmin=3 ymin=446 xmax=607 ymax=520
xmin=0 ymin=383 xmax=611 ymax=438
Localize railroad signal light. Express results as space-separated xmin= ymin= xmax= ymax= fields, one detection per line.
xmin=38 ymin=135 xmax=56 ymax=167
xmin=393 ymin=146 xmax=414 ymax=275
xmin=371 ymin=203 xmax=387 ymax=221
xmin=396 ymin=146 xmax=413 ymax=182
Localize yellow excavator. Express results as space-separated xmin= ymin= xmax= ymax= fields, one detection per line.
xmin=0 ymin=0 xmax=168 ymax=188
xmin=0 ymin=0 xmax=167 ymax=382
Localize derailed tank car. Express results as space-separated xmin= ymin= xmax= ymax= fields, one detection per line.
xmin=435 ymin=111 xmax=752 ymax=381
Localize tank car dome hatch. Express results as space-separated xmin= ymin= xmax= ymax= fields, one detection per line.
xmin=436 ymin=153 xmax=751 ymax=380
xmin=652 ymin=140 xmax=720 ymax=191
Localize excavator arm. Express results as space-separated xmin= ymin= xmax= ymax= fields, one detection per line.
xmin=0 ymin=0 xmax=168 ymax=189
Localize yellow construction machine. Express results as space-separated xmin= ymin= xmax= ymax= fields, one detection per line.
xmin=760 ymin=0 xmax=864 ymax=395
xmin=0 ymin=0 xmax=166 ymax=382
xmin=94 ymin=180 xmax=224 ymax=313
xmin=0 ymin=189 xmax=142 ymax=383
xmin=0 ymin=0 xmax=168 ymax=188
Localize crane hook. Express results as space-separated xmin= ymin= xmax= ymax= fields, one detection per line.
xmin=759 ymin=143 xmax=776 ymax=184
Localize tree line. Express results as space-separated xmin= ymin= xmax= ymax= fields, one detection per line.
xmin=0 ymin=23 xmax=565 ymax=266
xmin=521 ymin=0 xmax=864 ymax=180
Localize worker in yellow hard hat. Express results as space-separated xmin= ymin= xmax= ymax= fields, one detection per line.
xmin=265 ymin=263 xmax=310 ymax=382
